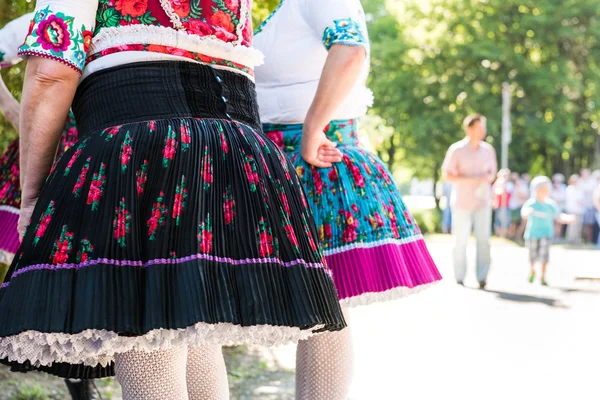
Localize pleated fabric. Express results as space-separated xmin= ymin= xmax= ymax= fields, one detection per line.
xmin=0 ymin=61 xmax=345 ymax=379
xmin=0 ymin=113 xmax=78 ymax=263
xmin=263 ymin=120 xmax=442 ymax=308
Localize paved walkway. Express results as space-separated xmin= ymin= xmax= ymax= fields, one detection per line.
xmin=255 ymin=236 xmax=600 ymax=400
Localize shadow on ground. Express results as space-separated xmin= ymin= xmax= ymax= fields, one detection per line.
xmin=484 ymin=289 xmax=569 ymax=308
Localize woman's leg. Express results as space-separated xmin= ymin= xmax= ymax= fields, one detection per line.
xmin=186 ymin=343 xmax=230 ymax=400
xmin=296 ymin=309 xmax=353 ymax=400
xmin=115 ymin=345 xmax=189 ymax=400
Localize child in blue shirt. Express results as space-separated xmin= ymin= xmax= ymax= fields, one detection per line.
xmin=521 ymin=176 xmax=574 ymax=286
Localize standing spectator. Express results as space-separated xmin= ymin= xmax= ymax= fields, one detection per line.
xmin=492 ymin=169 xmax=512 ymax=238
xmin=522 ymin=177 xmax=575 ymax=286
xmin=441 ymin=181 xmax=453 ymax=234
xmin=550 ymin=173 xmax=567 ymax=240
xmin=509 ymin=173 xmax=530 ymax=239
xmin=565 ymin=174 xmax=585 ymax=244
xmin=580 ymin=168 xmax=597 ymax=243
xmin=443 ymin=114 xmax=497 ymax=289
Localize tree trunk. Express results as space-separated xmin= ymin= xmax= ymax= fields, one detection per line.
xmin=433 ymin=160 xmax=441 ymax=210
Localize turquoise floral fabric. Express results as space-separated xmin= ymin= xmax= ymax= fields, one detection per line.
xmin=322 ymin=18 xmax=367 ymax=50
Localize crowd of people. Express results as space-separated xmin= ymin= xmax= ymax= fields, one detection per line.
xmin=489 ymin=168 xmax=600 ymax=246
xmin=442 ymin=165 xmax=600 ymax=248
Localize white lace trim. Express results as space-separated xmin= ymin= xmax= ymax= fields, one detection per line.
xmin=323 ymin=235 xmax=424 ymax=257
xmin=234 ymin=0 xmax=249 ymax=45
xmin=0 ymin=321 xmax=326 ymax=368
xmin=0 ymin=205 xmax=19 ymax=215
xmin=89 ymin=25 xmax=264 ymax=67
xmin=339 ymin=281 xmax=439 ymax=309
xmin=159 ymin=0 xmax=185 ymax=31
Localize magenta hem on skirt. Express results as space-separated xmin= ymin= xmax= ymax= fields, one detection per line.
xmin=327 ymin=239 xmax=442 ymax=307
xmin=0 ymin=207 xmax=19 ymax=261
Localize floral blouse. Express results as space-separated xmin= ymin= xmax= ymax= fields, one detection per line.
xmin=18 ymin=0 xmax=262 ymax=79
xmin=254 ymin=0 xmax=371 ymax=124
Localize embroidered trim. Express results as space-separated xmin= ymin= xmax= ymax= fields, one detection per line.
xmin=323 ymin=235 xmax=425 ymax=257
xmin=254 ymin=0 xmax=284 ymax=35
xmin=1 ymin=253 xmax=327 ymax=289
xmin=339 ymin=281 xmax=439 ymax=308
xmin=322 ymin=18 xmax=367 ymax=51
xmin=86 ymin=44 xmax=254 ymax=78
xmin=0 ymin=322 xmax=326 ymax=368
xmin=90 ymin=25 xmax=264 ymax=67
xmin=16 ymin=50 xmax=83 ymax=74
xmin=18 ymin=6 xmax=91 ymax=74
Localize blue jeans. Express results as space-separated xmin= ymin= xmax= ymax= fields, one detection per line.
xmin=596 ymin=213 xmax=600 ymax=250
xmin=452 ymin=207 xmax=492 ymax=283
xmin=442 ymin=206 xmax=452 ymax=233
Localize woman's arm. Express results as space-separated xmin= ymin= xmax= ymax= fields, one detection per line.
xmin=0 ymin=75 xmax=20 ymax=130
xmin=301 ymin=45 xmax=366 ymax=167
xmin=18 ymin=57 xmax=79 ymax=237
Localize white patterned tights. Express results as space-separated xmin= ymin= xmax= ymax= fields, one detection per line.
xmin=114 ymin=343 xmax=229 ymax=400
xmin=296 ymin=309 xmax=354 ymax=400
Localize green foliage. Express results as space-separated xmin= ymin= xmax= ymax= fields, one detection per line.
xmin=365 ymin=0 xmax=600 ymax=179
xmin=411 ymin=208 xmax=442 ymax=234
xmin=12 ymin=384 xmax=50 ymax=400
xmin=252 ymin=0 xmax=280 ymax=28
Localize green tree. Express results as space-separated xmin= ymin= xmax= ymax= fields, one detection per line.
xmin=365 ymin=0 xmax=600 ymax=186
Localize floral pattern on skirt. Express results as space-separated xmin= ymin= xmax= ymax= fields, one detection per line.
xmin=0 ymin=111 xmax=78 ymax=263
xmin=0 ymin=115 xmax=344 ymax=378
xmin=263 ymin=119 xmax=442 ymax=307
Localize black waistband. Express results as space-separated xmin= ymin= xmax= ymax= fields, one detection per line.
xmin=73 ymin=61 xmax=261 ymax=134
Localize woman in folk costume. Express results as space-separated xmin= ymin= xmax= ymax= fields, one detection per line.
xmin=0 ymin=1 xmax=346 ymax=399
xmin=254 ymin=1 xmax=442 ymax=398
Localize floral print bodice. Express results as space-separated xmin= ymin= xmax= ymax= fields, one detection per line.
xmin=18 ymin=0 xmax=261 ymax=77
xmin=94 ymin=0 xmax=252 ymax=45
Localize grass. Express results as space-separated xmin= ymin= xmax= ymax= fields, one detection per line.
xmin=11 ymin=384 xmax=50 ymax=400
xmin=0 ymin=263 xmax=8 ymax=282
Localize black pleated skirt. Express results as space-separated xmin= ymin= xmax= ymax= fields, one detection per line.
xmin=0 ymin=61 xmax=345 ymax=378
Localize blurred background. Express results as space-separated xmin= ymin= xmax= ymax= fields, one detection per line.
xmin=1 ymin=0 xmax=599 ymax=399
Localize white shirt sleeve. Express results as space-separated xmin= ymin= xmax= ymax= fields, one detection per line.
xmin=18 ymin=0 xmax=99 ymax=74
xmin=0 ymin=13 xmax=34 ymax=68
xmin=297 ymin=0 xmax=369 ymax=50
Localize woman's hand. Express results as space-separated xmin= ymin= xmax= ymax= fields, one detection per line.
xmin=18 ymin=195 xmax=38 ymax=240
xmin=301 ymin=126 xmax=343 ymax=168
